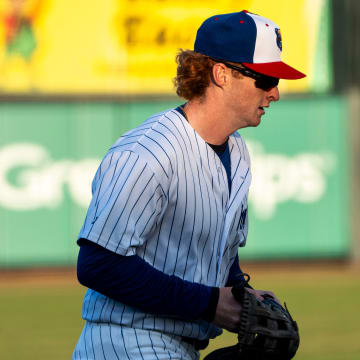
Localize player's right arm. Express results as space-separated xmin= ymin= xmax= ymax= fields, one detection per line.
xmin=213 ymin=287 xmax=243 ymax=332
xmin=77 ymin=238 xmax=258 ymax=332
xmin=77 ymin=238 xmax=219 ymax=322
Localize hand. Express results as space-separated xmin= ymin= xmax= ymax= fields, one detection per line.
xmin=205 ymin=286 xmax=299 ymax=360
xmin=213 ymin=287 xmax=282 ymax=333
xmin=213 ymin=287 xmax=242 ymax=332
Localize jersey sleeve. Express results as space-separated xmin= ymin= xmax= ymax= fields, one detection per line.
xmin=79 ymin=150 xmax=166 ymax=256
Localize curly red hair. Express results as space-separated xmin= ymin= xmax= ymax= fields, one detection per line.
xmin=173 ymin=50 xmax=242 ymax=100
xmin=173 ymin=50 xmax=216 ymax=100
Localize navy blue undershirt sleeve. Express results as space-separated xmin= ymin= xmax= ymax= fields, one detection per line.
xmin=226 ymin=252 xmax=242 ymax=287
xmin=225 ymin=252 xmax=253 ymax=289
xmin=77 ymin=238 xmax=219 ymax=322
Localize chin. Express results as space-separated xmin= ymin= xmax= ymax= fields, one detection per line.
xmin=249 ymin=118 xmax=262 ymax=127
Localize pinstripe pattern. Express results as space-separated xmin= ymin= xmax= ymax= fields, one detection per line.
xmin=75 ymin=107 xmax=251 ymax=356
xmin=73 ymin=322 xmax=198 ymax=360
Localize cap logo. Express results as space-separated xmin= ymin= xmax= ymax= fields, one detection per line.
xmin=275 ymin=28 xmax=282 ymax=51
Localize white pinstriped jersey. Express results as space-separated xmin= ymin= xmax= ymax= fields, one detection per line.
xmin=78 ymin=107 xmax=251 ymax=341
xmin=74 ymin=323 xmax=200 ymax=360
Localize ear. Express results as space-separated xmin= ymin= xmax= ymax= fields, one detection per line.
xmin=211 ymin=62 xmax=228 ymax=88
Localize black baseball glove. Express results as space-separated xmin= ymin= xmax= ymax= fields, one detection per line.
xmin=204 ymin=279 xmax=299 ymax=360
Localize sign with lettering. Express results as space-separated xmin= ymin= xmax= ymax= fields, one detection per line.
xmin=0 ymin=0 xmax=331 ymax=95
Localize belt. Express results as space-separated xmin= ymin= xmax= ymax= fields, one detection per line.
xmin=181 ymin=336 xmax=209 ymax=350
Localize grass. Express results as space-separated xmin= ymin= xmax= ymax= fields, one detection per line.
xmin=0 ymin=264 xmax=359 ymax=360
xmin=0 ymin=285 xmax=85 ymax=359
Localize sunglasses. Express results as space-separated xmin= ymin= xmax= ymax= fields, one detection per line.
xmin=213 ymin=60 xmax=280 ymax=91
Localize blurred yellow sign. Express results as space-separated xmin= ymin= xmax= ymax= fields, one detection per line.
xmin=0 ymin=0 xmax=331 ymax=95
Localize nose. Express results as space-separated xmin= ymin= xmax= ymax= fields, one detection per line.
xmin=267 ymin=86 xmax=280 ymax=102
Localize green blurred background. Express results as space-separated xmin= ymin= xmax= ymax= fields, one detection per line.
xmin=1 ymin=0 xmax=360 ymax=359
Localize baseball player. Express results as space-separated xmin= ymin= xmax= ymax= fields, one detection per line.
xmin=73 ymin=10 xmax=305 ymax=360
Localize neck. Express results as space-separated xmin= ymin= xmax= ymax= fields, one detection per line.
xmin=183 ymin=96 xmax=233 ymax=145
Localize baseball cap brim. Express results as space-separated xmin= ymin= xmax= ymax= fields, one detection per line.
xmin=242 ymin=61 xmax=306 ymax=79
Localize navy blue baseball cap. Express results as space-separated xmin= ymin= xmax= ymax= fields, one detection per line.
xmin=194 ymin=10 xmax=306 ymax=80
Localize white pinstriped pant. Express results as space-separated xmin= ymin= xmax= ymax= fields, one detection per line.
xmin=73 ymin=321 xmax=200 ymax=360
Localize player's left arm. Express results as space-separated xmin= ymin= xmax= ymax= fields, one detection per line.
xmin=226 ymin=252 xmax=253 ymax=288
xmin=226 ymin=252 xmax=281 ymax=303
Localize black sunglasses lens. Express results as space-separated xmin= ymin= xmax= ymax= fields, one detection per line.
xmin=255 ymin=76 xmax=279 ymax=90
xmin=220 ymin=61 xmax=280 ymax=90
